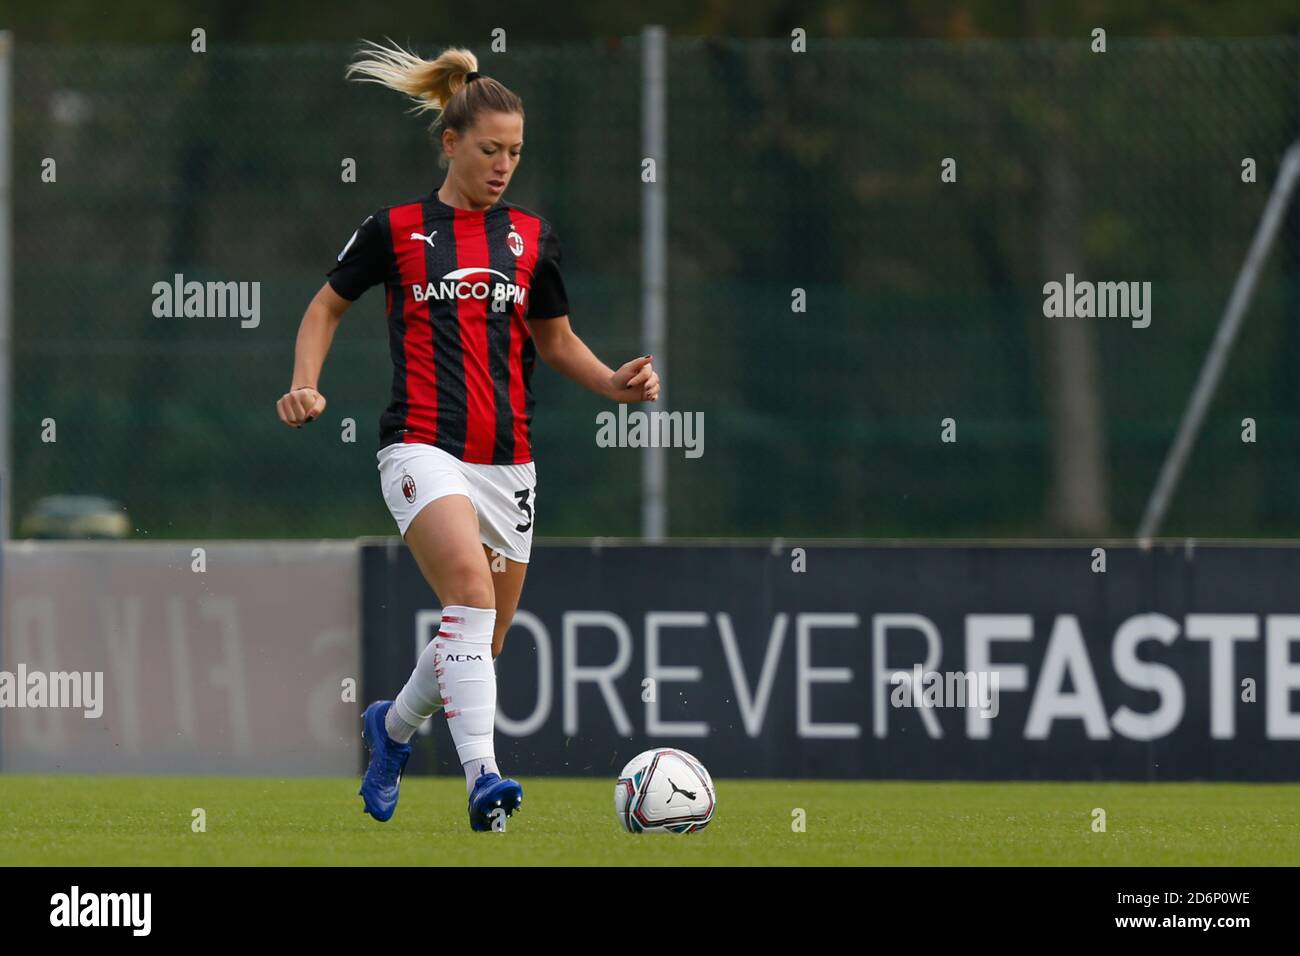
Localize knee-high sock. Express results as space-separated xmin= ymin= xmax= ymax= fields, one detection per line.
xmin=390 ymin=626 xmax=454 ymax=742
xmin=430 ymin=605 xmax=497 ymax=766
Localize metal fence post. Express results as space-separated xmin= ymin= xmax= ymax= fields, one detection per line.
xmin=0 ymin=31 xmax=12 ymax=541
xmin=641 ymin=25 xmax=667 ymax=541
xmin=1138 ymin=140 xmax=1300 ymax=542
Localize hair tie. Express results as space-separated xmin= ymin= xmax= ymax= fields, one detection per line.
xmin=465 ymin=71 xmax=482 ymax=84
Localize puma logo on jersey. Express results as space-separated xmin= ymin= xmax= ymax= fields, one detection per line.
xmin=410 ymin=231 xmax=437 ymax=248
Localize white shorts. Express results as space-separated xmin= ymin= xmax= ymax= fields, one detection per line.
xmin=377 ymin=443 xmax=537 ymax=563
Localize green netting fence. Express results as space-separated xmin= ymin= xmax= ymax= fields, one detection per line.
xmin=11 ymin=38 xmax=1300 ymax=538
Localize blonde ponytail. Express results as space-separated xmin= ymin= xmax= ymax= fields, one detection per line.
xmin=346 ymin=40 xmax=521 ymax=134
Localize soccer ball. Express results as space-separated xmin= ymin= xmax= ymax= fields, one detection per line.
xmin=613 ymin=748 xmax=715 ymax=834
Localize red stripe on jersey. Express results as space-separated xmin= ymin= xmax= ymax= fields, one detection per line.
xmin=454 ymin=208 xmax=497 ymax=463
xmin=510 ymin=215 xmax=545 ymax=462
xmin=389 ymin=203 xmax=438 ymax=444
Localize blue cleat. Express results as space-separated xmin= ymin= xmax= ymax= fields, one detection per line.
xmin=467 ymin=767 xmax=524 ymax=832
xmin=359 ymin=701 xmax=411 ymax=822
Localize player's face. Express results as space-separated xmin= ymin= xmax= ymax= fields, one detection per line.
xmin=446 ymin=111 xmax=524 ymax=208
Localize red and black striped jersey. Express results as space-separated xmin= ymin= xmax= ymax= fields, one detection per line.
xmin=326 ymin=189 xmax=569 ymax=465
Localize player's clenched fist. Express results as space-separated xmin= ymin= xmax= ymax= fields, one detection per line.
xmin=609 ymin=355 xmax=660 ymax=403
xmin=276 ymin=386 xmax=327 ymax=427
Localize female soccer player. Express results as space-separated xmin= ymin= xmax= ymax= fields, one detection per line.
xmin=276 ymin=42 xmax=659 ymax=832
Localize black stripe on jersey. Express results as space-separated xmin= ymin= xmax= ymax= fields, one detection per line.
xmin=485 ymin=213 xmax=518 ymax=464
xmin=376 ymin=209 xmax=410 ymax=445
xmin=521 ymin=333 xmax=537 ymax=453
xmin=425 ymin=198 xmax=467 ymax=458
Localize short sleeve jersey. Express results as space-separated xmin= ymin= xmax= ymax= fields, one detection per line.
xmin=326 ymin=189 xmax=569 ymax=464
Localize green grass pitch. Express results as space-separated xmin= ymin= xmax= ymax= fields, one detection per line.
xmin=1 ymin=775 xmax=1297 ymax=866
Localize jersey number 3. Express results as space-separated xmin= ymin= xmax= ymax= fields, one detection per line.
xmin=514 ymin=488 xmax=533 ymax=533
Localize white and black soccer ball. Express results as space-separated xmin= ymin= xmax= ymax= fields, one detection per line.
xmin=614 ymin=748 xmax=715 ymax=834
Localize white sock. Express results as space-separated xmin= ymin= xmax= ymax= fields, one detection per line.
xmin=464 ymin=756 xmax=501 ymax=791
xmin=434 ymin=605 xmax=498 ymax=772
xmin=391 ymin=626 xmax=450 ymax=741
xmin=384 ymin=702 xmax=421 ymax=745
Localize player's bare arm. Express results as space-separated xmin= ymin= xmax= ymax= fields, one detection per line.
xmin=527 ymin=315 xmax=660 ymax=403
xmin=275 ymin=282 xmax=350 ymax=427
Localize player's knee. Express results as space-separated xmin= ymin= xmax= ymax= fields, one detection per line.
xmin=443 ymin=566 xmax=495 ymax=609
